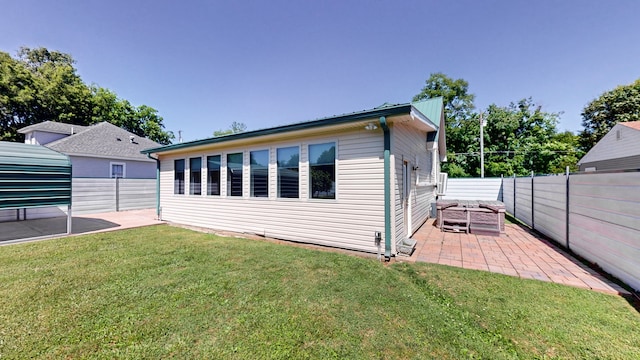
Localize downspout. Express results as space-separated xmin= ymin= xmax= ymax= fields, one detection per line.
xmin=379 ymin=116 xmax=392 ymax=261
xmin=147 ymin=153 xmax=161 ymax=220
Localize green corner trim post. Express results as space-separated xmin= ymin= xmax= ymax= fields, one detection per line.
xmin=379 ymin=116 xmax=391 ymax=260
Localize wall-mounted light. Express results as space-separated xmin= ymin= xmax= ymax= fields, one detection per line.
xmin=364 ymin=122 xmax=378 ymax=131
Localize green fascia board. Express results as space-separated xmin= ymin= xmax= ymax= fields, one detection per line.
xmin=142 ymin=103 xmax=413 ymax=154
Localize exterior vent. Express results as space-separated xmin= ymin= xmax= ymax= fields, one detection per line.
xmin=435 ymin=172 xmax=448 ymax=196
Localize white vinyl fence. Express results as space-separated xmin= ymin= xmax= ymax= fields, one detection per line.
xmin=72 ymin=178 xmax=156 ymax=214
xmin=502 ymin=171 xmax=640 ymax=292
xmin=440 ymin=177 xmax=503 ymax=201
xmin=0 ymin=178 xmax=156 ymax=221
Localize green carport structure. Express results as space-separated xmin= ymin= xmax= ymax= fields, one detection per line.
xmin=0 ymin=141 xmax=72 ymax=237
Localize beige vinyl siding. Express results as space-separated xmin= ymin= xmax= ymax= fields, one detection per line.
xmin=392 ymin=122 xmax=435 ymax=246
xmin=158 ymin=129 xmax=386 ymax=253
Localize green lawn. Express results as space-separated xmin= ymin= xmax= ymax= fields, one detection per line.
xmin=0 ymin=225 xmax=638 ymax=359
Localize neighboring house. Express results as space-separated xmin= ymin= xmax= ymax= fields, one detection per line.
xmin=142 ymin=98 xmax=446 ymax=258
xmin=18 ymin=121 xmax=161 ymax=178
xmin=578 ymin=121 xmax=640 ymax=172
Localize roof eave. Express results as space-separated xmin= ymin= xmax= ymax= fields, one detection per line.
xmin=141 ymin=104 xmax=412 ymax=155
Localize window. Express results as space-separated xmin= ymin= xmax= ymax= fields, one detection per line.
xmin=189 ymin=157 xmax=202 ymax=195
xmin=277 ymin=146 xmax=299 ymax=198
xmin=227 ymin=153 xmax=243 ymax=196
xmin=309 ymin=142 xmax=335 ymax=199
xmin=207 ymin=155 xmax=221 ymax=195
xmin=174 ymin=159 xmax=185 ymax=194
xmin=110 ymin=162 xmax=125 ymax=178
xmin=250 ymin=150 xmax=269 ymax=197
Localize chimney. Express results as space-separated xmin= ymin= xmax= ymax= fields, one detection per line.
xmin=129 ymin=135 xmax=135 ymax=143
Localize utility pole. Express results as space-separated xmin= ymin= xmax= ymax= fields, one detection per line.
xmin=480 ymin=112 xmax=485 ymax=178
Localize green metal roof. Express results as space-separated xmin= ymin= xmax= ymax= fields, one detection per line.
xmin=411 ymin=97 xmax=444 ymax=125
xmin=142 ymin=97 xmax=444 ymax=155
xmin=0 ymin=142 xmax=71 ymax=209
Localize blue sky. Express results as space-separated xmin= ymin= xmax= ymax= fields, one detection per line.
xmin=2 ymin=0 xmax=639 ymax=142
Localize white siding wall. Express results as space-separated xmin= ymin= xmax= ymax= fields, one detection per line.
xmin=392 ymin=122 xmax=435 ymax=246
xmin=569 ymin=172 xmax=640 ymax=292
xmin=158 ymin=130 xmax=386 ymax=253
xmin=440 ymin=178 xmax=503 ymax=201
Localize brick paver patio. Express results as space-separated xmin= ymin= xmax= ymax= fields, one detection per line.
xmin=408 ymin=219 xmax=629 ymax=295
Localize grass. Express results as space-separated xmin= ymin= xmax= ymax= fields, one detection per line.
xmin=0 ymin=225 xmax=638 ymax=359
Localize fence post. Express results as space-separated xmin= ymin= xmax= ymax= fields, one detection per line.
xmin=513 ymin=174 xmax=516 ymax=219
xmin=565 ymin=166 xmax=570 ymax=250
xmin=531 ymin=171 xmax=535 ymax=230
xmin=115 ymin=177 xmax=120 ymax=212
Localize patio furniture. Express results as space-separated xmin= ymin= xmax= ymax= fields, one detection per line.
xmin=436 ymin=200 xmax=505 ymax=236
xmin=436 ymin=202 xmax=470 ymax=233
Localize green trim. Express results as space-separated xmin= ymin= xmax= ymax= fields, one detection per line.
xmin=379 ymin=116 xmax=392 ymax=260
xmin=142 ymin=104 xmax=412 ymax=154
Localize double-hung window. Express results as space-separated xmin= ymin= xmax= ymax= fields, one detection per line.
xmin=250 ymin=150 xmax=269 ymax=197
xmin=174 ymin=159 xmax=185 ymax=194
xmin=309 ymin=142 xmax=336 ymax=199
xmin=277 ymin=146 xmax=299 ymax=198
xmin=207 ymin=155 xmax=221 ymax=195
xmin=110 ymin=162 xmax=125 ymax=178
xmin=189 ymin=157 xmax=202 ymax=195
xmin=227 ymin=153 xmax=243 ymax=197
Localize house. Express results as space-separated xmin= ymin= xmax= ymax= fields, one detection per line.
xmin=578 ymin=121 xmax=640 ymax=172
xmin=141 ymin=98 xmax=446 ymax=259
xmin=18 ymin=121 xmax=160 ymax=179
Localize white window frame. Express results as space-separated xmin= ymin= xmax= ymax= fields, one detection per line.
xmin=308 ymin=140 xmax=338 ymax=201
xmin=110 ymin=162 xmax=126 ymax=178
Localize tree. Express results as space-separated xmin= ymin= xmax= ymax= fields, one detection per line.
xmin=579 ymin=79 xmax=640 ymax=152
xmin=0 ymin=47 xmax=174 ymax=144
xmin=213 ymin=121 xmax=247 ymax=136
xmin=482 ymin=98 xmax=572 ymax=176
xmin=413 ymin=72 xmax=477 ymax=176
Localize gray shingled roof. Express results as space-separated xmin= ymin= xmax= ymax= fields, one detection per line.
xmin=18 ymin=121 xmax=87 ymax=135
xmin=44 ymin=122 xmax=161 ymax=161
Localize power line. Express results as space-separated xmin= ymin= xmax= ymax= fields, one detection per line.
xmin=450 ymin=150 xmax=578 ymax=156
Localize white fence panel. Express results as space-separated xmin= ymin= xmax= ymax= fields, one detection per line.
xmin=118 ymin=179 xmax=156 ymax=211
xmin=440 ymin=178 xmax=503 ymax=201
xmin=533 ymin=176 xmax=567 ymax=247
xmin=502 ymin=178 xmax=515 ymax=215
xmin=514 ymin=177 xmax=533 ymax=227
xmin=72 ymin=178 xmax=156 ymax=215
xmin=72 ymin=179 xmax=117 ymax=214
xmin=568 ymin=172 xmax=640 ymax=292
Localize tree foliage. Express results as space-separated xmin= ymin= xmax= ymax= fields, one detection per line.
xmin=213 ymin=121 xmax=247 ymax=136
xmin=0 ymin=47 xmax=173 ymax=144
xmin=414 ymin=73 xmax=581 ymax=177
xmin=578 ymin=79 xmax=640 ymax=152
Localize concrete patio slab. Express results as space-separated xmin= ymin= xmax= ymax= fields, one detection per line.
xmin=408 ymin=219 xmax=630 ymax=296
xmin=0 ymin=209 xmax=164 ymax=245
